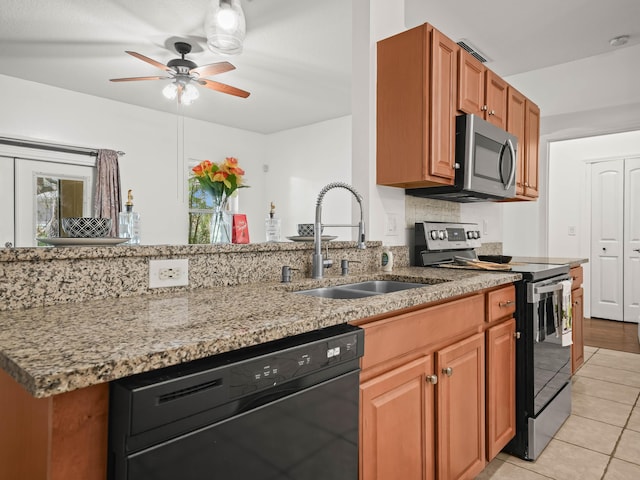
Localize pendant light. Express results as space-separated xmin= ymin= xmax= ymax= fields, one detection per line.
xmin=204 ymin=0 xmax=246 ymax=56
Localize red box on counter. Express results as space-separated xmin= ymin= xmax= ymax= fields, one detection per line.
xmin=232 ymin=214 xmax=249 ymax=244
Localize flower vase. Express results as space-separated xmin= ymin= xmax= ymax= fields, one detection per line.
xmin=210 ymin=202 xmax=232 ymax=244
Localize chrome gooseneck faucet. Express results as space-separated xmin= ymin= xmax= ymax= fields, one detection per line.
xmin=312 ymin=182 xmax=366 ymax=279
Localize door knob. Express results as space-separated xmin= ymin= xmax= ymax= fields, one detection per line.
xmin=442 ymin=367 xmax=453 ymax=377
xmin=426 ymin=375 xmax=438 ymax=384
xmin=514 ymin=332 xmax=521 ymax=339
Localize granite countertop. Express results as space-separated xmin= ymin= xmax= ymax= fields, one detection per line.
xmin=509 ymin=256 xmax=588 ymax=268
xmin=0 ymin=267 xmax=521 ymax=398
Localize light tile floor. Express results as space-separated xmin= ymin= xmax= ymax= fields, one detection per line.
xmin=476 ymin=346 xmax=640 ymax=480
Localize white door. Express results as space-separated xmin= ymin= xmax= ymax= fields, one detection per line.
xmin=625 ymin=157 xmax=640 ymax=323
xmin=590 ymin=159 xmax=624 ymax=321
xmin=15 ymin=158 xmax=93 ymax=247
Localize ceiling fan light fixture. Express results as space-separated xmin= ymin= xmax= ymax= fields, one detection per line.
xmin=181 ymin=83 xmax=200 ymax=105
xmin=162 ymin=82 xmax=179 ymax=100
xmin=205 ymin=0 xmax=246 ymax=56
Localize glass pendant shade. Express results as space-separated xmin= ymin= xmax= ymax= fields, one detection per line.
xmin=162 ymin=82 xmax=178 ymax=100
xmin=181 ymin=83 xmax=200 ymax=105
xmin=204 ymin=0 xmax=246 ymax=56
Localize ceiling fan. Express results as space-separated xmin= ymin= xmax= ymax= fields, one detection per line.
xmin=110 ymin=41 xmax=250 ymax=104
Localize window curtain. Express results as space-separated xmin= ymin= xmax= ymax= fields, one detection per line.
xmin=93 ymin=149 xmax=121 ymax=237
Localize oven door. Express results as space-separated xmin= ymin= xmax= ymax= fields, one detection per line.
xmin=528 ymin=278 xmax=572 ymax=416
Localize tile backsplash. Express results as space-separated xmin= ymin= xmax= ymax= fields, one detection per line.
xmin=405 ymin=196 xmax=461 ymax=226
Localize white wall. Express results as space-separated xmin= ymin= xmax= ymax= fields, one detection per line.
xmin=548 ymin=130 xmax=640 ymax=318
xmin=264 ymin=116 xmax=353 ymax=240
xmin=0 ymin=73 xmax=352 ymax=245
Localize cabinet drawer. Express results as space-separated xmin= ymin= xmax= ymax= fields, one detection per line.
xmin=486 ymin=285 xmax=516 ymax=323
xmin=361 ymin=294 xmax=484 ymax=371
xmin=570 ymin=266 xmax=583 ymax=289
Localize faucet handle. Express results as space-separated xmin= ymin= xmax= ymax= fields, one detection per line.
xmin=340 ymin=259 xmax=361 ymax=276
xmin=281 ymin=265 xmax=298 ymax=283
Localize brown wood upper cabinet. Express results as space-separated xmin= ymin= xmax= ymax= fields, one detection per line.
xmin=377 ymin=23 xmax=458 ymax=188
xmin=457 ymin=49 xmax=508 ymax=129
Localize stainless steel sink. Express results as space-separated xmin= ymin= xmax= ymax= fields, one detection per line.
xmin=295 ymin=279 xmax=438 ymax=299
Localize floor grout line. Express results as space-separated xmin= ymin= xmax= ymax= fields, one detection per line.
xmin=601 ymin=391 xmax=640 ymax=478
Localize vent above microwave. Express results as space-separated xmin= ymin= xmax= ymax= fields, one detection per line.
xmin=457 ymin=39 xmax=491 ymax=63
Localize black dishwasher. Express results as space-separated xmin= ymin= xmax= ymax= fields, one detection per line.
xmin=108 ymin=323 xmax=364 ymax=480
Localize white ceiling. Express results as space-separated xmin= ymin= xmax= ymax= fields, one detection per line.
xmin=1 ymin=0 xmax=638 ymax=134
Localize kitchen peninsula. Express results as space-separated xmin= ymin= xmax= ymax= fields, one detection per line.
xmin=0 ymin=241 xmax=521 ymax=479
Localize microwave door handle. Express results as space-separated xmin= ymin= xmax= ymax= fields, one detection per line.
xmin=502 ymin=138 xmax=516 ymax=190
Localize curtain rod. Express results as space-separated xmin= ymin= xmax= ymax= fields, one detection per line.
xmin=0 ymin=137 xmax=125 ymax=157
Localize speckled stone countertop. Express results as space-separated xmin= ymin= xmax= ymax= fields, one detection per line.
xmin=0 ymin=267 xmax=520 ymax=398
xmin=509 ymin=256 xmax=588 ymax=268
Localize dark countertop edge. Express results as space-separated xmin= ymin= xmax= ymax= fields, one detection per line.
xmin=0 ymin=240 xmax=384 ymax=262
xmin=2 ymin=268 xmax=521 ymax=398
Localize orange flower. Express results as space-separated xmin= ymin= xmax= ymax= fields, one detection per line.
xmin=191 ymin=157 xmax=249 ymax=202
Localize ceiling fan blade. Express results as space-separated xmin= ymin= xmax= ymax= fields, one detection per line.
xmin=190 ymin=62 xmax=236 ymax=78
xmin=125 ymin=51 xmax=173 ymax=73
xmin=110 ymin=76 xmax=169 ymax=82
xmin=200 ymin=79 xmax=251 ymax=98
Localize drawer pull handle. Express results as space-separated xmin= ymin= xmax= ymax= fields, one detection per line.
xmin=426 ymin=375 xmax=438 ymax=385
xmin=442 ymin=367 xmax=453 ymax=377
xmin=499 ymin=300 xmax=515 ymax=307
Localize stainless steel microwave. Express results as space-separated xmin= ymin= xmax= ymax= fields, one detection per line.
xmin=407 ymin=114 xmax=517 ymax=202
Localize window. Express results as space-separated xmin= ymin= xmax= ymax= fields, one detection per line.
xmin=188 ymin=176 xmax=215 ymax=244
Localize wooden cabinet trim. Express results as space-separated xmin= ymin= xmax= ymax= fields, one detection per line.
xmin=570 ymin=266 xmax=584 ymax=289
xmin=486 ymin=318 xmax=516 ymax=460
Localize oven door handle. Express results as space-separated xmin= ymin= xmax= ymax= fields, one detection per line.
xmin=533 ymin=283 xmax=564 ymax=296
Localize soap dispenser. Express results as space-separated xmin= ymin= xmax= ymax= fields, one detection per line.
xmin=118 ymin=189 xmax=141 ymax=245
xmin=265 ymin=201 xmax=281 ymax=242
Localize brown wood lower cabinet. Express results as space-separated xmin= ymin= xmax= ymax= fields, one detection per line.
xmin=357 ymin=285 xmax=516 ymax=480
xmin=361 ymin=356 xmax=435 ymax=480
xmin=436 ymin=333 xmax=486 ymax=480
xmin=0 ymin=369 xmax=108 ymax=480
xmin=486 ymin=318 xmax=516 ymax=460
xmin=571 ymin=266 xmax=585 ymax=373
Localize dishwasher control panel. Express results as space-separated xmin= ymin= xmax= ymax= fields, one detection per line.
xmin=232 ymin=330 xmax=361 ymax=394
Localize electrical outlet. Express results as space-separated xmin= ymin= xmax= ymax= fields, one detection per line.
xmin=149 ymin=259 xmax=189 ymax=288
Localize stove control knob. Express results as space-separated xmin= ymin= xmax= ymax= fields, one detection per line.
xmin=430 ymin=230 xmax=439 ymax=240
xmin=476 ymin=231 xmax=481 ymax=239
xmin=466 ymin=231 xmax=473 ymax=240
xmin=438 ymin=230 xmax=446 ymax=240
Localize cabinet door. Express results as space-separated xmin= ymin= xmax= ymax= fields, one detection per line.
xmin=361 ymin=356 xmax=435 ymax=480
xmin=572 ymin=287 xmax=585 ymax=373
xmin=486 ymin=318 xmax=516 ymax=460
xmin=436 ymin=332 xmax=485 ymax=480
xmin=429 ymin=27 xmax=458 ymax=181
xmin=524 ymin=100 xmax=540 ymax=198
xmin=457 ymin=49 xmax=485 ymax=116
xmin=485 ymin=70 xmax=508 ymax=129
xmin=507 ymin=87 xmax=527 ymax=197
xmin=376 ymin=25 xmax=429 ymax=187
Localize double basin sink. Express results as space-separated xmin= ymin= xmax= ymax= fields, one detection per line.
xmin=295 ymin=279 xmax=443 ymax=299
